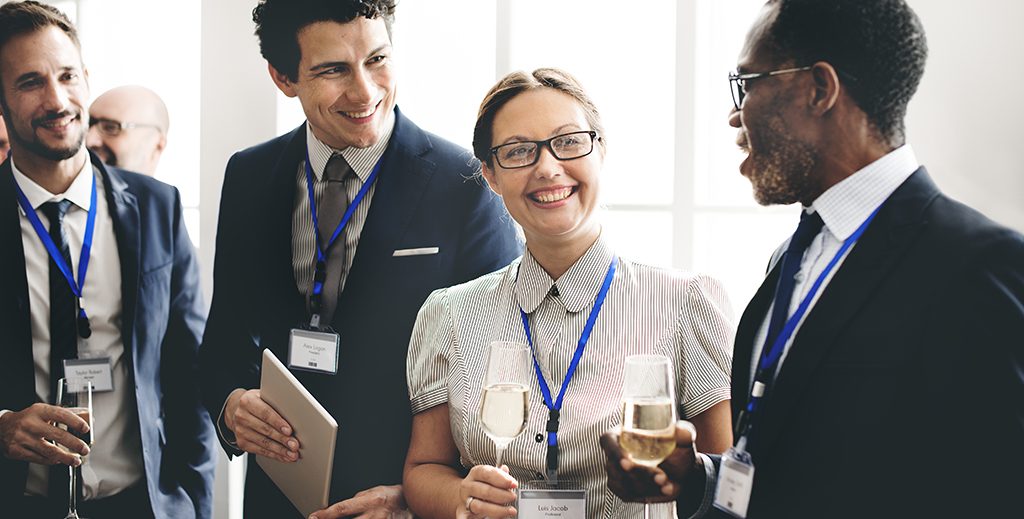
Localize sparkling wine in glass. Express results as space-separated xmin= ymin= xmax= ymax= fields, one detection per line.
xmin=56 ymin=378 xmax=93 ymax=519
xmin=619 ymin=355 xmax=676 ymax=519
xmin=479 ymin=341 xmax=531 ymax=468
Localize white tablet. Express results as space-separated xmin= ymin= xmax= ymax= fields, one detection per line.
xmin=256 ymin=348 xmax=338 ymax=517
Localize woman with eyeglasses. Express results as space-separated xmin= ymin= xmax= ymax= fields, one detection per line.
xmin=402 ymin=68 xmax=734 ymax=519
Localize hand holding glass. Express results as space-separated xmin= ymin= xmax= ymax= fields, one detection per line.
xmin=479 ymin=341 xmax=531 ymax=468
xmin=55 ymin=378 xmax=94 ymax=519
xmin=619 ymin=355 xmax=676 ymax=518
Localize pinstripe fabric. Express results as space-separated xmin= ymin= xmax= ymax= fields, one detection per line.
xmin=749 ymin=145 xmax=919 ymax=384
xmin=408 ymin=237 xmax=734 ymax=518
xmin=291 ymin=115 xmax=395 ymax=300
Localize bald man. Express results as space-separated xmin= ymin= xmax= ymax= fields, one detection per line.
xmin=86 ymin=85 xmax=168 ymax=175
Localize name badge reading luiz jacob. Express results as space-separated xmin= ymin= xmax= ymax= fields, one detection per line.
xmin=288 ymin=328 xmax=340 ymax=374
xmin=714 ymin=447 xmax=756 ymax=518
xmin=517 ymin=481 xmax=586 ymax=519
xmin=63 ymin=357 xmax=114 ymax=392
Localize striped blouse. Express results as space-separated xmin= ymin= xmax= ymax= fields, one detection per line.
xmin=407 ymin=237 xmax=734 ymax=518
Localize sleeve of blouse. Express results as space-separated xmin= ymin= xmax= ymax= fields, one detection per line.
xmin=407 ymin=287 xmax=457 ymax=414
xmin=677 ymin=274 xmax=736 ymax=418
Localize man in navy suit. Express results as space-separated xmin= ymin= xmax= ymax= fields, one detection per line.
xmin=0 ymin=2 xmax=215 ymax=518
xmin=198 ymin=1 xmax=520 ymax=517
xmin=602 ymin=0 xmax=1024 ymax=517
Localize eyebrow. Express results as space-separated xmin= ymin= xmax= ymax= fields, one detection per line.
xmin=496 ymin=123 xmax=584 ymax=146
xmin=308 ymin=44 xmax=392 ymax=73
xmin=14 ymin=66 xmax=79 ymax=84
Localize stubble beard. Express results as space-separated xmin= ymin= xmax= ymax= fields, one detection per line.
xmin=747 ymin=113 xmax=819 ymax=206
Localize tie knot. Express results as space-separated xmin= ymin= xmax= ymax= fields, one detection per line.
xmin=787 ymin=210 xmax=824 ymax=254
xmin=41 ymin=199 xmax=73 ymax=225
xmin=323 ymin=154 xmax=353 ymax=183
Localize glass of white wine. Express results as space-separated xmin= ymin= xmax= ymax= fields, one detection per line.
xmin=479 ymin=341 xmax=531 ymax=468
xmin=619 ymin=355 xmax=676 ymax=519
xmin=56 ymin=378 xmax=93 ymax=519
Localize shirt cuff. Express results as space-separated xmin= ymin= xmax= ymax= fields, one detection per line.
xmin=683 ymin=452 xmax=717 ymax=519
xmin=216 ymin=399 xmax=244 ymax=457
xmin=0 ymin=409 xmax=11 ymax=422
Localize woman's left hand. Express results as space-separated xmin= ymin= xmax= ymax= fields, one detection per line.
xmin=457 ymin=464 xmax=519 ymax=518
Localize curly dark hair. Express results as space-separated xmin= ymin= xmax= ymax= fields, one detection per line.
xmin=253 ymin=0 xmax=396 ymax=82
xmin=765 ymin=0 xmax=927 ymax=145
xmin=473 ymin=68 xmax=606 ymax=168
xmin=0 ymin=1 xmax=79 ymax=57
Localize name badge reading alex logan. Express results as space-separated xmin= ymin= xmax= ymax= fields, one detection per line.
xmin=517 ymin=482 xmax=586 ymax=519
xmin=63 ymin=357 xmax=114 ymax=392
xmin=288 ymin=328 xmax=340 ymax=374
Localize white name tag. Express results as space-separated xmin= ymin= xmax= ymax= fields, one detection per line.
xmin=518 ymin=484 xmax=586 ymax=519
xmin=63 ymin=357 xmax=114 ymax=392
xmin=288 ymin=328 xmax=340 ymax=374
xmin=714 ymin=447 xmax=756 ymax=518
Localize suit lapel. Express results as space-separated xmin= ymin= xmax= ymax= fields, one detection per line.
xmin=752 ymin=168 xmax=939 ymax=451
xmin=99 ymin=157 xmax=141 ymax=367
xmin=732 ymin=262 xmax=782 ymax=420
xmin=268 ymin=125 xmax=307 ymax=315
xmin=0 ymin=160 xmax=35 ymax=410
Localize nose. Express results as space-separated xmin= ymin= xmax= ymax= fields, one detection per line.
xmin=40 ymin=79 xmax=70 ymax=113
xmin=86 ymin=124 xmax=102 ymax=148
xmin=532 ymin=145 xmax=563 ymax=179
xmin=728 ymin=105 xmax=742 ymax=128
xmin=347 ymin=68 xmax=376 ymax=106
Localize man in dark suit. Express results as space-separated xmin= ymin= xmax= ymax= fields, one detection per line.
xmin=198 ymin=1 xmax=520 ymax=518
xmin=0 ymin=2 xmax=215 ymax=518
xmin=602 ymin=0 xmax=1024 ymax=517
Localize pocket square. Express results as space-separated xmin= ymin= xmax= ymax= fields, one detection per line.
xmin=393 ymin=247 xmax=440 ymax=257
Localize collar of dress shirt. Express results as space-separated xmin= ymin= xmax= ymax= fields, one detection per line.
xmin=808 ymin=144 xmax=919 ymax=240
xmin=305 ymin=109 xmax=396 ymax=184
xmin=11 ymin=157 xmax=93 ymax=215
xmin=515 ymin=235 xmax=615 ymax=314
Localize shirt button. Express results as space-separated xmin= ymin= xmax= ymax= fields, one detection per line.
xmin=535 ymin=433 xmax=544 ymax=443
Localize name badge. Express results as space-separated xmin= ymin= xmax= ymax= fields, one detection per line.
xmin=518 ymin=481 xmax=586 ymax=519
xmin=288 ymin=328 xmax=340 ymax=374
xmin=63 ymin=357 xmax=114 ymax=392
xmin=714 ymin=446 xmax=756 ymax=518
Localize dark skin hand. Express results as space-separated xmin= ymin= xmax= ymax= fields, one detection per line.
xmin=0 ymin=403 xmax=90 ymax=466
xmin=601 ymin=421 xmax=703 ymax=503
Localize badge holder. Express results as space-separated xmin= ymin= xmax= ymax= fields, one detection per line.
xmin=713 ymin=438 xmax=756 ymax=518
xmin=517 ymin=479 xmax=586 ymax=519
xmin=288 ymin=293 xmax=341 ymax=375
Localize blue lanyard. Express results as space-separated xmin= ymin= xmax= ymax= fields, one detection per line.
xmin=13 ymin=171 xmax=98 ymax=338
xmin=741 ymin=204 xmax=884 ymax=441
xmin=303 ymin=149 xmax=382 ymax=326
xmin=518 ymin=256 xmax=617 ymax=480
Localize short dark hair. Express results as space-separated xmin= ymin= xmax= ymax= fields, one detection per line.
xmin=253 ymin=0 xmax=396 ymax=82
xmin=0 ymin=1 xmax=80 ymax=59
xmin=765 ymin=0 xmax=927 ymax=145
xmin=473 ymin=68 xmax=606 ymax=168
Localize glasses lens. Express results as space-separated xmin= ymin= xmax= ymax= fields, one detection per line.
xmin=99 ymin=120 xmax=122 ymax=136
xmin=550 ymin=132 xmax=594 ymax=160
xmin=496 ymin=142 xmax=538 ymax=168
xmin=729 ymin=76 xmax=744 ymax=109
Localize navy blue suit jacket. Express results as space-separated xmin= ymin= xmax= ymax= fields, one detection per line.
xmin=0 ymin=153 xmax=216 ymax=518
xmin=694 ymin=168 xmax=1024 ymax=518
xmin=199 ymin=109 xmax=521 ymax=517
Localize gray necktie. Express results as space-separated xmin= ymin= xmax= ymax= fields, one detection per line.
xmin=316 ymin=154 xmax=353 ymax=327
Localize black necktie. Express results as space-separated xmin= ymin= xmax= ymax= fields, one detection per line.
xmin=763 ymin=210 xmax=825 ymax=353
xmin=41 ymin=199 xmax=78 ymax=503
xmin=316 ymin=155 xmax=353 ymax=326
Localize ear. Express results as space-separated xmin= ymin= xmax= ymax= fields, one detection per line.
xmin=480 ymin=162 xmax=503 ymax=197
xmin=809 ymin=61 xmax=841 ymax=115
xmin=268 ymin=62 xmax=298 ymax=98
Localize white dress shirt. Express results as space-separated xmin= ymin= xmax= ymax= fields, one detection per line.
xmin=8 ymin=159 xmax=144 ymax=499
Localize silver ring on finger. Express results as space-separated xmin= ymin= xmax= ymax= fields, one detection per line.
xmin=466 ymin=496 xmax=475 ymax=512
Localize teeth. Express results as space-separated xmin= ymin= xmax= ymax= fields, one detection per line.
xmin=343 ymin=107 xmax=375 ymax=118
xmin=533 ymin=187 xmax=573 ymax=203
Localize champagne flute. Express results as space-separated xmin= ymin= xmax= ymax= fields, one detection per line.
xmin=56 ymin=378 xmax=93 ymax=519
xmin=619 ymin=355 xmax=676 ymax=519
xmin=479 ymin=341 xmax=531 ymax=468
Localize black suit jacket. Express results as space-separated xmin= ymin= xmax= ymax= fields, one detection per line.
xmin=699 ymin=168 xmax=1024 ymax=519
xmin=199 ymin=108 xmax=521 ymax=517
xmin=0 ymin=154 xmax=216 ymax=518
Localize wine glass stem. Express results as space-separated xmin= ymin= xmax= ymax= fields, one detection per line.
xmin=644 ymin=502 xmax=651 ymax=519
xmin=495 ymin=446 xmax=505 ymax=468
xmin=68 ymin=464 xmax=77 ymax=516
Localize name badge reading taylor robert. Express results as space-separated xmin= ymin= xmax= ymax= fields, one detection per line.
xmin=288 ymin=328 xmax=340 ymax=374
xmin=63 ymin=357 xmax=114 ymax=392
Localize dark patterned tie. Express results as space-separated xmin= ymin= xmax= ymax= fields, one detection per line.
xmin=317 ymin=155 xmax=353 ymax=327
xmin=41 ymin=199 xmax=78 ymax=503
xmin=763 ymin=210 xmax=825 ymax=354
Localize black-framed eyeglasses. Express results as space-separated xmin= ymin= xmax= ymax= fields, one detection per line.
xmin=728 ymin=66 xmax=812 ymax=110
xmin=490 ymin=130 xmax=599 ymax=169
xmin=88 ymin=117 xmax=162 ymax=137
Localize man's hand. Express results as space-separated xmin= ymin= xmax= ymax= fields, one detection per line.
xmin=224 ymin=388 xmax=299 ymax=462
xmin=309 ymin=484 xmax=411 ymax=519
xmin=601 ymin=421 xmax=701 ymax=503
xmin=0 ymin=403 xmax=90 ymax=466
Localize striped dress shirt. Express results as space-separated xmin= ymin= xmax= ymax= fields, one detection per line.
xmin=408 ymin=237 xmax=734 ymax=518
xmin=291 ymin=114 xmax=395 ymax=300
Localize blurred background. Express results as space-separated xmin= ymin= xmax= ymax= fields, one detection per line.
xmin=26 ymin=1 xmax=1024 ymax=517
